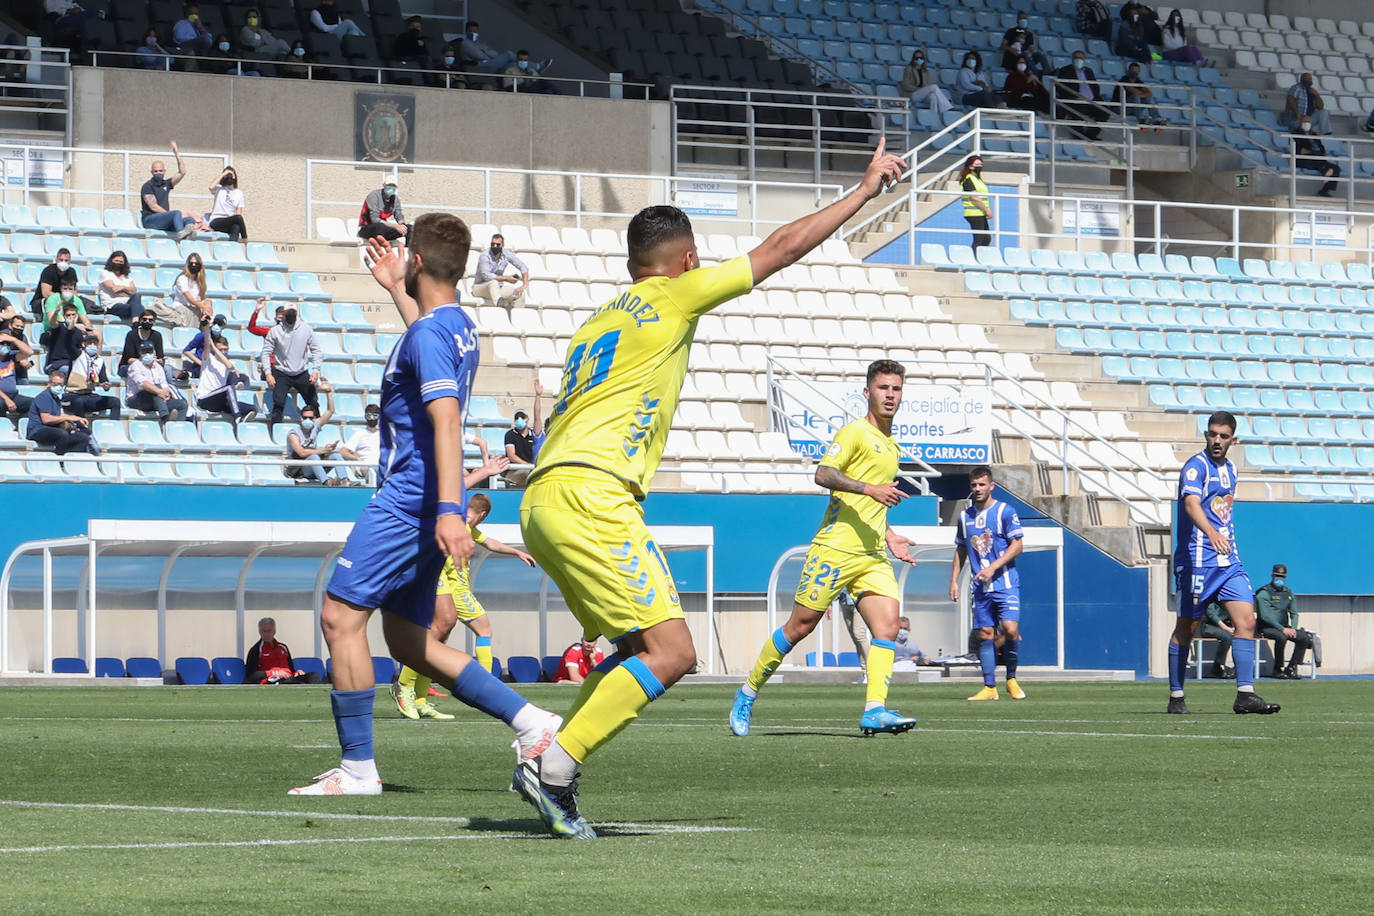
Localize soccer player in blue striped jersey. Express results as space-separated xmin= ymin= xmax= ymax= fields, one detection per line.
xmin=950 ymin=465 xmax=1026 ymax=701
xmin=1167 ymin=410 xmax=1279 ymax=716
xmin=288 ymin=215 xmax=561 ymax=796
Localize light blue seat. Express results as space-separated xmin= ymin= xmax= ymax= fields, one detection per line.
xmin=257 ymin=272 xmax=290 ymax=294
xmin=71 ymin=206 xmax=112 ymax=236
xmin=921 ymin=243 xmax=952 ymax=266
xmin=1292 ymin=362 xmax=1320 ymax=384
xmin=313 ymin=331 xmax=343 ymax=356
xmin=91 ymin=419 xmax=134 ymax=452
xmin=1094 ymin=303 xmax=1122 ymax=324
xmin=147 ymin=237 xmax=179 ymax=262
xmin=1083 ymin=251 xmax=1111 ymax=273
xmin=290 ymin=273 xmax=329 ymax=301
xmin=332 ymin=303 xmax=369 ymax=329
xmin=200 ymin=423 xmax=241 ymax=453
xmin=354 ymin=363 xmax=383 ymax=390
xmin=992 ymin=273 xmax=1021 ymax=294
xmin=103 ymin=209 xmax=142 ymax=235
xmin=221 ymin=270 xmax=258 ymax=294
xmin=1047 ymin=275 xmax=1075 ymax=297
xmin=1127 ymin=356 xmax=1157 ymax=379
xmin=212 ymin=241 xmax=253 ymax=269
xmin=1348 ymin=263 xmax=1372 ymax=284
xmin=948 ymin=244 xmax=978 ymax=268
xmin=1056 ymin=250 xmax=1086 ymax=272
xmin=1102 ymin=277 xmax=1130 ymax=298
xmin=176 ymin=462 xmax=217 ymax=482
xmin=1310 ymin=417 xmax=1338 ymax=440
xmin=1251 ymin=415 xmax=1280 ymax=440
xmin=1148 ymin=385 xmax=1178 ymax=408
xmin=78 ymin=235 xmax=113 ymax=261
xmin=1054 ymin=327 xmax=1085 ymax=349
xmin=332 ymin=393 xmax=365 ymax=420
xmin=1109 ymin=329 xmax=1138 ymax=351
xmin=1018 ymin=274 xmax=1049 ymax=296
xmin=1110 ymin=252 xmax=1140 ymax=275
xmin=1138 ymin=253 xmax=1166 ymax=275
xmin=1245 ymin=444 xmax=1275 ymax=467
xmin=1216 ymin=258 xmax=1245 ymax=279
xmin=1175 ymin=386 xmax=1205 ymax=409
xmin=37 ymin=205 xmax=72 ymax=232
xmin=1268 ymin=260 xmax=1296 ymax=281
xmin=212 ymin=463 xmax=250 ymax=484
xmin=2 ymin=204 xmax=40 ymax=232
xmin=129 ymin=420 xmax=172 ymax=452
xmin=1231 ymin=388 xmax=1261 ymax=412
xmin=1002 ymin=247 xmax=1032 ymax=270
xmin=1267 ymin=363 xmax=1296 ymax=385
xmin=974 ymin=247 xmax=1005 ymax=268
xmin=1029 ymin=249 xmax=1058 ymax=271
xmin=43 ymin=234 xmax=78 ymax=258
xmin=1287 ymin=389 xmax=1316 ymax=412
xmin=1074 ymin=276 xmax=1103 ymax=297
xmin=164 ymin=422 xmax=208 ymax=452
xmin=244 ymin=242 xmax=287 ymax=269
xmin=1310 ymin=312 xmax=1338 ymax=334
xmin=1010 ymin=300 xmax=1038 ymax=323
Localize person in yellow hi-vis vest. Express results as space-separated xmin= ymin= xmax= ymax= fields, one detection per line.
xmin=960 ymin=154 xmax=992 ymax=250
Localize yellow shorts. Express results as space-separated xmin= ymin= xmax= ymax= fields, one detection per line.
xmin=520 ymin=466 xmax=683 ymax=642
xmin=436 ymin=559 xmax=486 ymax=621
xmin=792 ymin=543 xmax=898 ymax=612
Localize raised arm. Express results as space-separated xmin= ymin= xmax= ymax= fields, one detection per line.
xmin=464 ymin=454 xmax=510 ymax=489
xmin=364 ymin=235 xmax=420 ymax=327
xmin=747 ymin=139 xmax=906 ymax=285
xmin=317 ymin=385 xmax=335 ymax=424
xmin=168 ymin=141 xmax=186 ymax=187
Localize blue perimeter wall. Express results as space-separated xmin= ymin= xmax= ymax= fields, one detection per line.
xmin=1 ymin=483 xmax=1160 ymax=674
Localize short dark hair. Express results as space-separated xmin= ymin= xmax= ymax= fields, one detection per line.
xmin=627 ymin=205 xmax=694 ymax=269
xmin=56 ymin=247 xmax=71 ymax=258
xmin=410 ymin=212 xmax=472 ymax=287
xmin=1207 ymin=410 xmax=1237 ymax=433
xmin=469 ymin=492 xmax=492 ymax=515
xmin=465 ymin=19 xmax=479 ymax=28
xmin=517 ymin=48 xmax=529 ymax=56
xmin=970 ymin=464 xmax=994 ymax=481
xmin=866 ymin=358 xmax=905 ymax=385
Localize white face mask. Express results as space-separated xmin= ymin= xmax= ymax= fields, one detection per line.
xmin=1016 ymin=62 xmax=1027 ymax=72
xmin=964 ymin=59 xmax=976 ymax=69
xmin=140 ymin=353 xmax=155 ymax=365
xmin=56 ymin=259 xmax=70 ymax=270
xmin=218 ymin=41 xmax=230 ymax=51
xmin=1074 ymin=58 xmax=1086 ymax=69
xmin=301 ymin=418 xmax=315 ymax=431
xmin=897 ymin=627 xmax=910 ymax=640
xmin=1300 ymin=122 xmax=1312 ymax=132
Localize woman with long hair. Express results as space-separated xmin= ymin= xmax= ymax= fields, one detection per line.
xmin=207 ymin=165 xmax=249 ymax=241
xmin=1161 ymin=9 xmax=1209 ymax=65
xmin=97 ymin=250 xmax=144 ymax=323
xmin=958 ymin=154 xmax=992 ymax=251
xmin=153 ymin=252 xmax=213 ymax=326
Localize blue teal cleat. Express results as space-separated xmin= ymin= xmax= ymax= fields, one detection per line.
xmin=729 ymin=687 xmax=755 ymax=737
xmin=512 ymin=758 xmax=596 ymax=839
xmin=859 ymin=707 xmax=917 ymax=736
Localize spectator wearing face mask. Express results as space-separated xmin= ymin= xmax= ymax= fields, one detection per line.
xmin=180 ymin=313 xmax=228 ymax=379
xmin=120 ymin=313 xmax=164 ymax=378
xmin=502 ymin=50 xmax=558 ymax=94
xmin=207 ymin=166 xmax=248 ymax=241
xmin=284 ymin=387 xmax=348 ymax=485
xmin=391 ymin=15 xmax=433 ymax=72
xmin=998 ymin=14 xmax=1049 ymax=76
xmin=1283 ymin=72 xmax=1330 ymax=135
xmin=172 ymin=3 xmax=214 ymax=54
xmin=152 ymin=253 xmax=213 ymax=327
xmin=959 ymin=154 xmax=993 ymax=251
xmin=65 ymin=333 xmax=121 ymax=420
xmin=140 ymin=142 xmax=208 ymax=240
xmin=28 ymin=367 xmax=96 ymax=455
xmin=438 ymin=44 xmax=468 ymax=88
xmin=357 ymin=180 xmax=406 ymax=241
xmin=954 ymin=51 xmax=1002 ymax=109
xmin=1114 ymin=5 xmax=1152 ymax=64
xmin=261 ymin=304 xmax=322 ymax=430
xmin=41 ymin=301 xmax=87 ymax=375
xmin=1054 ymin=52 xmax=1110 ymax=140
xmin=98 ymin=250 xmax=144 ymax=324
xmin=31 ymin=248 xmax=75 ymax=319
xmin=1160 ymin=9 xmax=1208 ymax=66
xmin=0 ymin=316 xmax=34 ymax=428
xmin=125 ymin=340 xmax=188 ymax=424
xmin=503 ymin=408 xmax=536 ymax=487
xmin=1119 ymin=1 xmax=1162 ymax=46
xmin=892 ymin=616 xmax=930 ymax=672
xmin=1003 ymin=55 xmax=1050 ymax=115
xmin=472 ymin=233 xmax=530 ymax=308
xmin=137 ymin=27 xmax=173 ymax=70
xmin=238 ymin=7 xmax=290 ymax=59
xmin=208 ymin=34 xmax=261 ymax=77
xmin=195 ymin=321 xmax=257 ymax=423
xmin=340 ymin=402 xmax=380 ymax=483
xmin=898 ymin=47 xmax=952 ymax=117
xmin=42 ymin=271 xmax=93 ymax=332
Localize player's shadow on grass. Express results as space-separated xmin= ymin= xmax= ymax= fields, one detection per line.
xmin=756 ymin=729 xmax=870 ymax=740
xmin=461 ymin=817 xmax=675 ymax=838
xmin=379 ymin=783 xmax=422 ymax=792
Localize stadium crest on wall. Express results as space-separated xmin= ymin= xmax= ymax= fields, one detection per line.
xmin=356 ymin=92 xmax=415 ymax=163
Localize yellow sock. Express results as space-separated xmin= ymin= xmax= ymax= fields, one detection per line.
xmin=865 ymin=642 xmax=895 ymax=708
xmin=745 ymin=627 xmax=794 ymax=693
xmin=398 ymin=665 xmax=417 ymax=688
xmin=564 ymin=670 xmax=606 ymax=722
xmin=475 ymin=643 xmax=493 ymax=674
xmin=556 ymin=661 xmax=661 ymax=762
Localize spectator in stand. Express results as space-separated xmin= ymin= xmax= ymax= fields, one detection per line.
xmin=552 ymin=637 xmax=605 ymax=684
xmin=339 ymin=402 xmax=380 ymax=483
xmin=247 ymin=297 xmax=283 ymax=341
xmin=0 ymin=317 xmax=34 ymax=428
xmin=261 ymin=303 xmax=322 ymax=429
xmin=458 ymin=20 xmax=546 ymax=75
xmin=1117 ymin=61 xmax=1166 ymax=130
xmin=899 ymin=48 xmax=952 ymax=118
xmin=391 ymin=15 xmax=433 ymax=70
xmin=137 ymin=27 xmax=173 ymax=70
xmin=309 ymin=0 xmax=365 ymax=39
xmin=439 ymin=44 xmax=468 ymax=88
xmin=1115 ymin=7 xmax=1152 ymax=64
xmin=239 ymin=8 xmax=290 ymax=59
xmin=65 ymin=333 xmax=121 ymax=420
xmin=244 ymin=617 xmax=321 ymax=684
xmin=955 ymin=51 xmax=1002 ymax=108
xmin=97 ymin=251 xmax=144 ymax=324
xmin=1074 ymin=0 xmax=1112 ymax=42
xmin=959 ymin=154 xmax=993 ymax=251
xmin=472 ymin=233 xmax=530 ymax=308
xmin=892 ymin=616 xmax=930 ymax=672
xmin=1003 ymin=55 xmax=1051 ymax=115
xmin=153 ymin=252 xmax=214 ymax=327
xmin=125 ymin=340 xmax=188 ymax=424
xmin=1160 ymin=10 xmax=1208 ymax=66
xmin=1055 ymin=51 xmax=1110 ymax=140
xmin=502 ymin=50 xmax=558 ymax=94
xmin=28 ymin=368 xmax=96 ymax=455
xmin=1283 ymin=73 xmax=1331 ymax=136
xmin=1120 ymin=1 xmax=1162 ymax=46
xmin=180 ymin=312 xmax=227 ymax=379
xmin=196 ymin=324 xmax=257 ymax=423
xmin=206 ymin=34 xmax=261 ymax=76
xmin=41 ymin=270 xmax=93 ymax=332
xmin=998 ymin=13 xmax=1049 ymax=76
xmin=172 ymin=4 xmax=215 ymax=55
xmin=357 ymin=179 xmax=406 ymax=241
xmin=119 ymin=313 xmax=164 ymax=379
xmin=1200 ymin=600 xmax=1235 ymax=679
xmin=285 ymin=387 xmax=348 ymax=485
xmin=503 ymin=407 xmax=536 ymax=486
xmin=41 ymin=300 xmax=88 ymax=375
xmin=1292 ymin=121 xmax=1340 ymax=197
xmin=1255 ymin=563 xmax=1315 ymax=680
xmin=206 ymin=165 xmax=248 ymax=242
xmin=30 ymin=248 xmax=74 ymax=319
xmin=140 ymin=142 xmax=208 ymax=240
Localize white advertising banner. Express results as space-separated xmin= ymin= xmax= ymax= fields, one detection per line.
xmin=776 ymin=378 xmax=992 ymax=464
xmin=675 ymin=172 xmax=738 ymax=217
xmin=0 ymin=141 xmax=64 ymax=188
xmin=1290 ymin=209 xmax=1345 ymax=247
xmin=1061 ymin=196 xmax=1120 ymax=236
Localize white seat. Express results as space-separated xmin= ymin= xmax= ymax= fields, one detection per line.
xmin=529 ymin=224 xmax=567 ymax=254
xmin=1308 ymin=35 xmax=1331 ymax=53
xmin=705 ymin=342 xmax=745 ymax=370
xmin=1284 ymin=33 xmax=1308 ymax=51
xmin=1332 ymin=35 xmax=1355 ymax=55
xmin=666 ymin=428 xmax=704 ymax=461
xmin=1357 ymin=37 xmax=1374 ymax=56
xmin=476 ymin=305 xmax=515 ymax=335
xmin=573 ymin=254 xmax=611 ymax=280
xmin=1318 ymin=74 xmax=1342 ymax=92
xmin=723 ymin=371 xmax=763 ymax=400
xmin=1338 ymin=95 xmax=1365 ymax=115
xmin=521 ymin=336 xmax=562 ymax=368
xmin=1244 ymin=12 xmax=1268 ymax=29
xmin=490 ymin=335 xmax=526 ymax=366
xmin=1259 ymin=32 xmax=1284 ymax=51
xmin=1221 ymin=10 xmax=1245 ymax=28
xmin=1301 ymin=54 xmax=1326 ymax=73
xmin=1255 ymin=50 xmax=1280 ymax=70
xmin=1326 ymin=55 xmax=1349 ymax=73
xmin=498 ymin=225 xmax=532 ymax=251
xmin=560 ymin=227 xmax=595 ymax=255
xmin=1292 ymin=17 xmax=1316 ymax=32
xmin=1199 ymin=10 xmax=1222 ymax=26
xmin=588 ymin=227 xmax=620 ymax=255
xmin=1278 ymin=51 xmax=1302 ymax=71
xmin=679 ymin=402 xmax=718 ymax=432
xmin=1343 ymin=75 xmax=1365 ymax=93
xmin=1349 ymin=57 xmax=1370 ymax=75
xmin=1216 ymin=27 xmax=1240 ymax=46
xmin=1275 ymin=71 xmax=1296 ymax=89
xmin=1270 ymin=14 xmax=1291 ymax=30
xmin=1316 ymin=18 xmax=1337 ymax=35
xmin=315 ymin=216 xmax=353 ymax=244
xmin=1237 ymin=29 xmax=1261 ymax=49
xmin=1233 ymin=49 xmax=1258 ymax=69
xmin=1337 ymin=19 xmax=1359 ymax=36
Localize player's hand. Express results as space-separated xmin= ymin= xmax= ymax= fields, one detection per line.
xmin=363 ymin=235 xmax=406 ymax=291
xmin=484 ymin=455 xmax=510 ymax=476
xmin=949 ymin=582 xmax=960 ymax=602
xmin=973 ymin=568 xmax=993 ymax=585
xmin=862 ymin=481 xmax=905 ymax=507
xmin=886 ymin=532 xmax=918 ymax=566
xmin=436 ymin=514 xmax=475 ymax=569
xmin=516 ymin=550 xmax=536 ymax=568
xmin=857 ymin=137 xmax=908 ymax=200
xmin=1207 ymin=528 xmax=1232 ymax=556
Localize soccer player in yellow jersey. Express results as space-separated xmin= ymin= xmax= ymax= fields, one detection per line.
xmin=730 ymin=359 xmax=919 ymax=737
xmin=512 ymin=140 xmax=907 ymax=838
xmin=393 ymin=492 xmax=537 ymax=719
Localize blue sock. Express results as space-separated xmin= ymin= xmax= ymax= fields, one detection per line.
xmin=978 ymin=638 xmax=997 ymax=687
xmin=1168 ymin=642 xmax=1184 ymax=693
xmin=1003 ymin=638 xmax=1020 ymax=679
xmin=450 ymin=658 xmax=527 ymax=724
xmin=330 ymin=688 xmax=376 ymax=761
xmin=1232 ymin=638 xmax=1256 ymax=689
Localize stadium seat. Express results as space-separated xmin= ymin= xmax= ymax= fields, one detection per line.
xmin=296 ymin=657 xmax=326 ymax=680
xmin=836 ymin=651 xmax=861 ymax=667
xmin=211 ymin=656 xmax=247 ymax=685
xmin=506 ymin=655 xmax=542 ymax=683
xmin=372 ymin=656 xmax=398 ymax=683
xmin=52 ymin=656 xmax=88 ymax=674
xmin=95 ymin=656 xmax=126 ymax=678
xmin=540 ymin=655 xmax=562 ymax=681
xmin=175 ymin=656 xmax=212 ymax=685
xmin=489 ymin=657 xmax=503 ymax=682
xmin=125 ymin=656 xmax=163 ymax=679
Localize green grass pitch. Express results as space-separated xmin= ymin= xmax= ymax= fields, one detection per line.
xmin=1 ymin=680 xmax=1370 ymax=914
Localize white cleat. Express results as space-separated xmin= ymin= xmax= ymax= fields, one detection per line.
xmin=287 ymin=767 xmax=382 ymax=796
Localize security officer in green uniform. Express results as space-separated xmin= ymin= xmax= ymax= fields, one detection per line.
xmin=1254 ymin=563 xmax=1314 ymax=679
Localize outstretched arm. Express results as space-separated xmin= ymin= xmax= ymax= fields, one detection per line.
xmin=481 ymin=536 xmax=536 ymax=567
xmin=364 ymin=235 xmax=420 ymax=327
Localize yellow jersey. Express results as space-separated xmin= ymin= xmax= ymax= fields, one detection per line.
xmin=810 ymin=419 xmax=900 ymax=555
xmin=531 ymin=256 xmax=755 ymax=498
xmin=441 ymin=524 xmax=488 ymax=594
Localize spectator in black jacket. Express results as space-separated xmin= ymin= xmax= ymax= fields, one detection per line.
xmin=1055 ymin=52 xmax=1111 ymax=140
xmin=244 ymin=617 xmax=321 ymax=684
xmin=120 ymin=313 xmax=165 ymax=378
xmin=1074 ymin=0 xmax=1112 ymax=42
xmin=41 ymin=301 xmax=86 ymax=375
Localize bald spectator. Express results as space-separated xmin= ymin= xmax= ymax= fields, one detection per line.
xmin=140 ymin=141 xmax=208 ymax=240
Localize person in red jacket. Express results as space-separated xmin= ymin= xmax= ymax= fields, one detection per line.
xmin=552 ymin=637 xmax=604 ymax=684
xmin=244 ymin=616 xmax=320 ymax=684
xmin=247 ymin=296 xmax=284 ymax=340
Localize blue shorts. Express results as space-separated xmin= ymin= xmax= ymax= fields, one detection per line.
xmin=973 ymin=588 xmax=1020 ymax=629
xmin=327 ymin=502 xmax=446 ymax=626
xmin=1176 ymin=563 xmax=1252 ymax=619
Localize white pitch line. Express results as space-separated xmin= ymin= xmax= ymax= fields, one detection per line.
xmin=632 ymin=723 xmax=1270 ymax=740
xmin=0 ymin=834 xmax=517 ymax=854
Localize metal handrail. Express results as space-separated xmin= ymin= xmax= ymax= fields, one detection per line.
xmin=0 ymin=140 xmax=229 ymax=212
